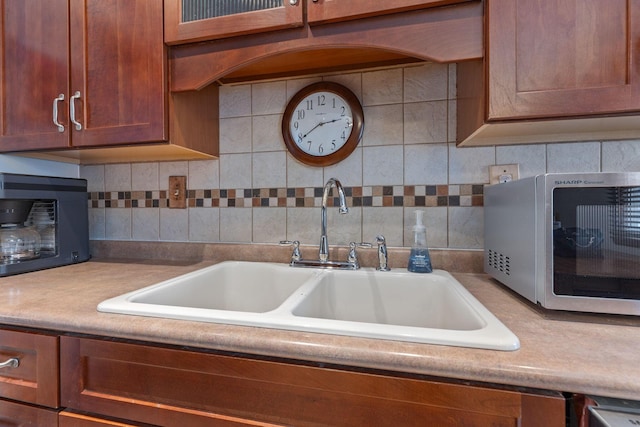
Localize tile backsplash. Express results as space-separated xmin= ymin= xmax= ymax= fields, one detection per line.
xmin=81 ymin=63 xmax=640 ymax=250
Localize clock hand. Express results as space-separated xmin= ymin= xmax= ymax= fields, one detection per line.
xmin=301 ymin=122 xmax=323 ymax=139
xmin=301 ymin=117 xmax=342 ymax=139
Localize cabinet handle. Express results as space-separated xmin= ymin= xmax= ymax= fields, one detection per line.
xmin=70 ymin=91 xmax=83 ymax=131
xmin=53 ymin=94 xmax=65 ymax=132
xmin=0 ymin=358 xmax=19 ymax=369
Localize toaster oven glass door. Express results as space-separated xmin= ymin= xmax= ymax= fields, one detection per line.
xmin=552 ymin=186 xmax=640 ymax=299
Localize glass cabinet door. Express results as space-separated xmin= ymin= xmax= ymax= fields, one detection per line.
xmin=165 ymin=0 xmax=303 ymax=44
xmin=181 ymin=0 xmax=283 ymax=21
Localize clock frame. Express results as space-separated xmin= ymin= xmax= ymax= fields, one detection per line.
xmin=281 ymin=81 xmax=364 ymax=167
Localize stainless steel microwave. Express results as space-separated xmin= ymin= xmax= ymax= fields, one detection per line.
xmin=484 ymin=173 xmax=640 ymax=316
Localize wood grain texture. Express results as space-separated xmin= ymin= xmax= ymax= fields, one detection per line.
xmin=69 ymin=0 xmax=167 ymax=148
xmin=0 ymin=0 xmax=168 ymax=152
xmin=486 ymin=0 xmax=640 ymax=120
xmin=0 ymin=329 xmax=59 ymax=408
xmin=0 ymin=398 xmax=58 ymax=426
xmin=61 ymin=336 xmax=566 ymax=427
xmin=169 ymin=1 xmax=483 ymax=90
xmin=307 ymin=0 xmax=473 ymax=24
xmin=0 ymin=0 xmax=70 ymax=150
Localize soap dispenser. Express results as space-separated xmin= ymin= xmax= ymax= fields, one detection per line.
xmin=407 ymin=210 xmax=432 ymax=273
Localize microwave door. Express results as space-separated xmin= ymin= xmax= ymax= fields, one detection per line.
xmin=551 ymin=186 xmax=640 ymax=301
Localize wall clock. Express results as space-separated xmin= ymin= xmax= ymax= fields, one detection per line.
xmin=282 ymin=81 xmax=364 ymax=167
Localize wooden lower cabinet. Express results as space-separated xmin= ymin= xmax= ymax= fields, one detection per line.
xmin=0 ymin=328 xmax=59 ymax=426
xmin=59 ymin=410 xmax=154 ymax=427
xmin=0 ymin=398 xmax=58 ymax=426
xmin=60 ymin=336 xmax=566 ymax=427
xmin=0 ymin=329 xmax=59 ymax=408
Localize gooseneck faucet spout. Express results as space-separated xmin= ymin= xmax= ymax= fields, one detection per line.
xmin=319 ymin=178 xmax=349 ymax=262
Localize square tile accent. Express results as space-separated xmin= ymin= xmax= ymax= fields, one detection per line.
xmin=90 ymin=184 xmax=483 ymax=210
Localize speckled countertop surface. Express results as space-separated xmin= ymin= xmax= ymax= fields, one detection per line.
xmin=0 ymin=242 xmax=638 ymax=401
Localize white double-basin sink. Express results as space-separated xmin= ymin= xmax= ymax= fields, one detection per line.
xmin=98 ymin=261 xmax=519 ymax=351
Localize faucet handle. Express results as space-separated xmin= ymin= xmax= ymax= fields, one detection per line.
xmin=347 ymin=241 xmax=372 ymax=268
xmin=279 ymin=240 xmax=302 ymax=263
xmin=375 ymin=235 xmax=391 ymax=271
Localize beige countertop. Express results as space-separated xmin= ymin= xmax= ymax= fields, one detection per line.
xmin=0 ymin=244 xmax=638 ymax=401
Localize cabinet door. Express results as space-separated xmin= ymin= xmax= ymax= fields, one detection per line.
xmin=0 ymin=0 xmax=70 ymax=151
xmin=488 ymin=0 xmax=640 ymax=120
xmin=307 ymin=0 xmax=473 ymax=24
xmin=69 ymin=0 xmax=167 ymax=148
xmin=62 ymin=336 xmax=565 ymax=427
xmin=164 ymin=0 xmax=303 ymax=45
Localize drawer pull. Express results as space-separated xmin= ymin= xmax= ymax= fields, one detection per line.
xmin=0 ymin=358 xmax=19 ymax=369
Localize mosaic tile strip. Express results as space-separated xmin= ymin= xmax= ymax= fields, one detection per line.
xmin=89 ymin=185 xmax=484 ymax=209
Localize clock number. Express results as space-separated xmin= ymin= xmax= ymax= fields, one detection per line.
xmin=297 ymin=133 xmax=303 ymax=144
xmin=318 ymin=144 xmax=324 ymax=154
xmin=293 ymin=121 xmax=299 ymax=130
xmin=306 ymin=99 xmax=313 ymax=110
xmin=341 ymin=130 xmax=347 ymax=141
xmin=340 ymin=106 xmax=346 ymax=116
xmin=297 ymin=109 xmax=305 ymax=120
xmin=331 ymin=140 xmax=336 ymax=151
xmin=317 ymin=94 xmax=326 ymax=106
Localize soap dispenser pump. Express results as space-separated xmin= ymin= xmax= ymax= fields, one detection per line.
xmin=407 ymin=210 xmax=432 ymax=273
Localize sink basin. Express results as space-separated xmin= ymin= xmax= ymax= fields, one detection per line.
xmin=125 ymin=261 xmax=317 ymax=313
xmin=291 ymin=270 xmax=485 ymax=330
xmin=98 ymin=261 xmax=519 ymax=351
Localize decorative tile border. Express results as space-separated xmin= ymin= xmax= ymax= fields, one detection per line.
xmin=89 ymin=185 xmax=484 ymax=209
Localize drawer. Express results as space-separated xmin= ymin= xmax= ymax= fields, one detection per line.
xmin=0 ymin=328 xmax=59 ymax=408
xmin=0 ymin=396 xmax=58 ymax=426
xmin=60 ymin=410 xmax=155 ymax=426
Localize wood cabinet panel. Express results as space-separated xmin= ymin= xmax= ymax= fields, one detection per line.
xmin=69 ymin=0 xmax=167 ymax=148
xmin=0 ymin=0 xmax=168 ymax=156
xmin=164 ymin=0 xmax=476 ymax=45
xmin=60 ymin=410 xmax=155 ymax=427
xmin=170 ymin=1 xmax=483 ymax=90
xmin=0 ymin=329 xmax=59 ymax=409
xmin=487 ymin=0 xmax=640 ymax=120
xmin=0 ymin=0 xmax=70 ymax=151
xmin=61 ymin=336 xmax=566 ymax=427
xmin=0 ymin=398 xmax=58 ymax=427
xmin=307 ymin=0 xmax=474 ymax=24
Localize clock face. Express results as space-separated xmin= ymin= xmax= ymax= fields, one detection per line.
xmin=282 ymin=82 xmax=363 ymax=167
xmin=288 ymin=90 xmax=353 ymax=156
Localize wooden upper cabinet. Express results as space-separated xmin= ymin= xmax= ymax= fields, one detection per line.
xmin=164 ymin=0 xmax=304 ymax=45
xmin=164 ymin=0 xmax=476 ymax=45
xmin=0 ymin=0 xmax=71 ymax=151
xmin=307 ymin=0 xmax=473 ymax=25
xmin=487 ymin=0 xmax=640 ymax=120
xmin=0 ymin=0 xmax=166 ymax=153
xmin=69 ymin=0 xmax=167 ymax=148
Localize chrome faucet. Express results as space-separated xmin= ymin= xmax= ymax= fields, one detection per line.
xmin=319 ymin=178 xmax=349 ymax=262
xmin=283 ymin=178 xmax=362 ymax=269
